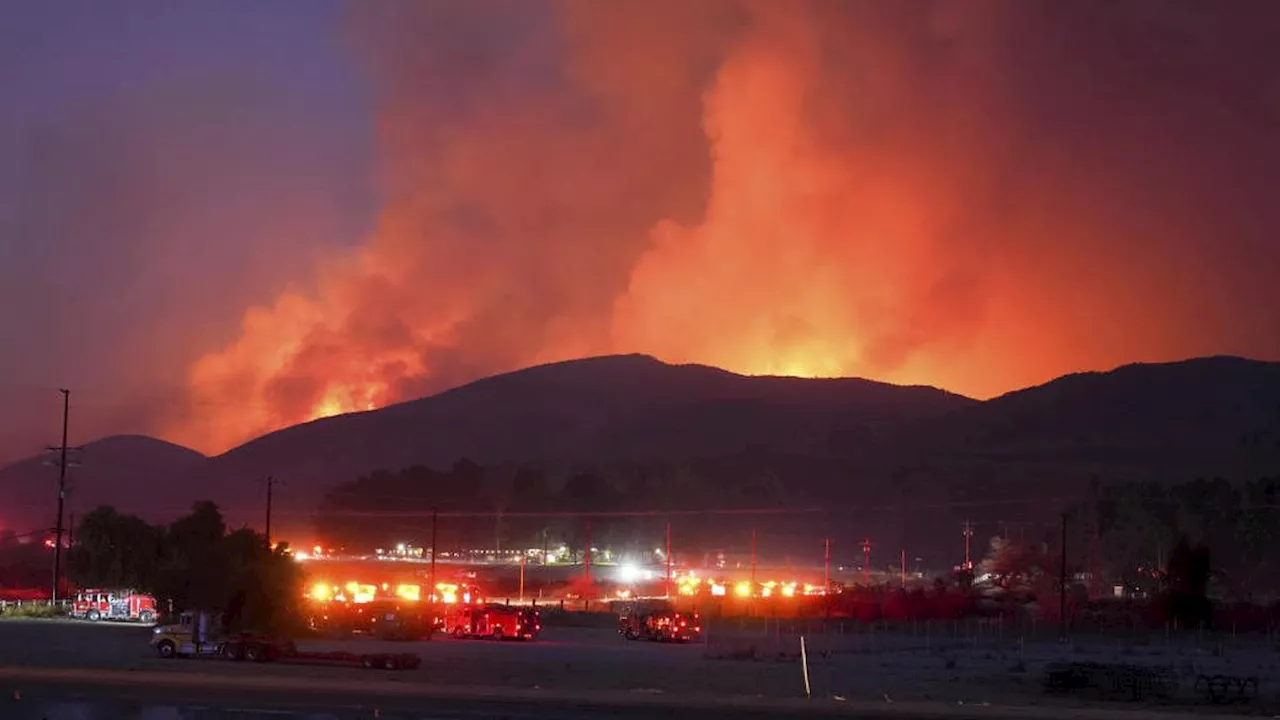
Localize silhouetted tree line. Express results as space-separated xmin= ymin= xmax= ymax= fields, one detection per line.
xmin=314 ymin=456 xmax=841 ymax=558
xmin=67 ymin=502 xmax=302 ymax=632
xmin=1083 ymin=477 xmax=1280 ymax=600
xmin=0 ymin=531 xmax=52 ymax=589
xmin=888 ymin=477 xmax=1280 ymax=630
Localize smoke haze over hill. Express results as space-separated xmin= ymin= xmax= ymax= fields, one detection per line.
xmin=1 ymin=1 xmax=1278 ymax=460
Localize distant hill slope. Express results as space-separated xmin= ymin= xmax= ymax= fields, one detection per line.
xmin=893 ymin=356 xmax=1280 ymax=469
xmin=10 ymin=355 xmax=1278 ymax=556
xmin=0 ymin=435 xmax=206 ymax=533
xmin=193 ymin=354 xmax=973 ymax=527
xmin=872 ymin=356 xmax=1280 ymax=536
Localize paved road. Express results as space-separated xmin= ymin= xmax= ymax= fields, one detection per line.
xmin=0 ymin=618 xmax=788 ymax=697
xmin=0 ymin=667 xmax=887 ymax=720
xmin=0 ymin=621 xmax=1255 ymax=719
xmin=2 ymin=667 xmax=1244 ymax=720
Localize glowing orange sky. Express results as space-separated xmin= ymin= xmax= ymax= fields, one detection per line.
xmin=168 ymin=1 xmax=1280 ymax=455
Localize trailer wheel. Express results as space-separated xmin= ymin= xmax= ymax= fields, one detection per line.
xmin=156 ymin=640 xmax=176 ymax=659
xmin=624 ymin=628 xmax=639 ymax=641
xmin=245 ymin=643 xmax=266 ymax=662
xmin=362 ymin=655 xmax=375 ymax=669
xmin=86 ymin=609 xmax=101 ymax=622
xmin=385 ymin=656 xmax=399 ymax=670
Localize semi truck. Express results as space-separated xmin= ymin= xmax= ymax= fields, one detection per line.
xmin=150 ymin=611 xmax=420 ymax=669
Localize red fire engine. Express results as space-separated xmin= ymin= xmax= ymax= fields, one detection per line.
xmin=443 ymin=603 xmax=540 ymax=641
xmin=71 ymin=589 xmax=157 ymax=623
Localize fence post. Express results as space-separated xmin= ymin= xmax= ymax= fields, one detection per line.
xmin=800 ymin=636 xmax=812 ymax=698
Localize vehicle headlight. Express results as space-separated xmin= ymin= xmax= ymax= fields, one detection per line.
xmin=153 ymin=626 xmax=162 ymax=634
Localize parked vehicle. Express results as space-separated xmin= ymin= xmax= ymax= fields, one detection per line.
xmin=443 ymin=603 xmax=539 ymax=640
xmin=150 ymin=611 xmax=419 ymax=669
xmin=71 ymin=589 xmax=157 ymax=624
xmin=618 ymin=607 xmax=701 ymax=642
xmin=351 ymin=600 xmax=437 ymax=640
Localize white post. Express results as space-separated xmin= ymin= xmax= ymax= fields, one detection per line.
xmin=800 ymin=635 xmax=812 ymax=698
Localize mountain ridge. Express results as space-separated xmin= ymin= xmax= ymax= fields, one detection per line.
xmin=2 ymin=354 xmax=1277 ymax=541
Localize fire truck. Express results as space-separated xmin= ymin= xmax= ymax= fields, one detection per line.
xmin=443 ymin=603 xmax=540 ymax=641
xmin=71 ymin=589 xmax=157 ymax=624
xmin=618 ymin=604 xmax=701 ymax=642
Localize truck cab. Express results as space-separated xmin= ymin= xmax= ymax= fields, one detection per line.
xmin=151 ymin=610 xmax=227 ymax=658
xmin=151 ymin=610 xmax=291 ymax=661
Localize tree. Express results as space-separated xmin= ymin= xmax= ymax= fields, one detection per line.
xmin=1093 ymin=482 xmax=1171 ymax=594
xmin=155 ymin=501 xmax=230 ymax=612
xmin=222 ymin=530 xmax=303 ymax=632
xmin=557 ymin=472 xmax=623 ymax=561
xmin=1165 ymin=534 xmax=1212 ymax=628
xmin=979 ymin=537 xmax=1045 ymax=595
xmin=66 ymin=506 xmax=162 ymax=591
xmin=1237 ymin=477 xmax=1280 ymax=597
xmin=505 ymin=466 xmax=552 ymax=547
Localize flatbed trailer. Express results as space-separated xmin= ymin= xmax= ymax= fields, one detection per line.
xmin=276 ymin=650 xmax=421 ymax=670
xmin=157 ymin=636 xmax=420 ymax=670
xmin=151 ymin=611 xmax=420 ymax=670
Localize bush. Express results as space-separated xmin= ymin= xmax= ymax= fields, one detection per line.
xmin=0 ymin=603 xmax=67 ymax=619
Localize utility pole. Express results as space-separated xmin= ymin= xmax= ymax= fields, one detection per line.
xmin=1089 ymin=526 xmax=1101 ymax=601
xmin=750 ymin=527 xmax=758 ymax=589
xmin=583 ymin=520 xmax=592 ymax=583
xmin=68 ymin=512 xmax=76 ymax=549
xmin=861 ymin=538 xmax=872 ymax=585
xmin=823 ymin=538 xmax=831 ymax=616
xmin=900 ymin=548 xmax=906 ymax=589
xmin=264 ymin=476 xmax=275 ymax=545
xmin=823 ymin=538 xmax=831 ymax=592
xmin=50 ymin=389 xmax=70 ymax=604
xmin=1059 ymin=511 xmax=1068 ymax=642
xmin=962 ymin=520 xmax=974 ymax=570
xmin=519 ymin=553 xmax=526 ymax=603
xmin=429 ymin=508 xmax=438 ymax=603
xmin=665 ymin=521 xmax=673 ymax=598
xmin=1088 ymin=477 xmax=1101 ymax=601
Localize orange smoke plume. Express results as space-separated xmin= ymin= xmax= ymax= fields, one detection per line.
xmin=172 ymin=1 xmax=1279 ymax=454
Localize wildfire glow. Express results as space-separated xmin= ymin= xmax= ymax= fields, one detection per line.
xmin=164 ymin=2 xmax=1243 ymax=455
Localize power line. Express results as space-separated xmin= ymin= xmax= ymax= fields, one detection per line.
xmin=311 ymin=496 xmax=1078 ymax=520
xmin=962 ymin=519 xmax=974 ymax=570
